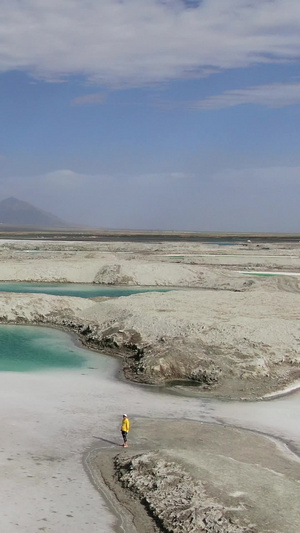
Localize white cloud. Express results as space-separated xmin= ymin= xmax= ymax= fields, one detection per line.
xmin=195 ymin=81 xmax=300 ymax=109
xmin=0 ymin=1 xmax=300 ymax=85
xmin=133 ymin=172 xmax=193 ymax=182
xmin=41 ymin=169 xmax=87 ymax=190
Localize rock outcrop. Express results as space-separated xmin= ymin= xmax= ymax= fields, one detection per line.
xmin=115 ymin=452 xmax=251 ymax=533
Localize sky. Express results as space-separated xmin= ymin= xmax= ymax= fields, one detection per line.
xmin=0 ymin=0 xmax=300 ymax=232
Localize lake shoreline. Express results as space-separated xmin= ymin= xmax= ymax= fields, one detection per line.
xmin=0 ymin=238 xmax=300 ymax=532
xmin=2 ymin=312 xmax=300 ymax=402
xmin=0 ymin=316 xmax=300 ymax=532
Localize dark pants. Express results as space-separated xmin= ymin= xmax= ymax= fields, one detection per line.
xmin=121 ymin=430 xmax=128 ymax=443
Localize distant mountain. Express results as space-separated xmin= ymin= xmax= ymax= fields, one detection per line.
xmin=0 ymin=197 xmax=68 ymax=228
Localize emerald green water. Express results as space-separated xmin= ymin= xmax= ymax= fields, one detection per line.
xmin=0 ymin=282 xmax=170 ymax=298
xmin=0 ymin=324 xmax=97 ymax=372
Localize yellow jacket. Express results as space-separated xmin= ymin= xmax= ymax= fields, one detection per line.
xmin=121 ymin=417 xmax=130 ymax=432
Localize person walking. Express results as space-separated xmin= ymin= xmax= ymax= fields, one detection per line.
xmin=121 ymin=414 xmax=130 ymax=447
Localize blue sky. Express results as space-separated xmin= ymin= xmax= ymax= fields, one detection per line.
xmin=0 ymin=0 xmax=300 ymax=231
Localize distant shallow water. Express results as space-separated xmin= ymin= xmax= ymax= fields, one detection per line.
xmin=0 ymin=282 xmax=171 ymax=298
xmin=204 ymin=241 xmax=239 ymax=246
xmin=238 ymin=271 xmax=300 ymax=277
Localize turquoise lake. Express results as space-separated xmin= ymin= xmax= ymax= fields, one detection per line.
xmin=0 ymin=324 xmax=102 ymax=372
xmin=0 ymin=282 xmax=170 ymax=298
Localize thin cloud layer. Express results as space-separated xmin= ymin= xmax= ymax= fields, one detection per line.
xmin=1 ymin=166 xmax=300 ymax=231
xmin=71 ymin=93 xmax=106 ymax=106
xmin=195 ymin=81 xmax=300 ymax=109
xmin=1 ymin=0 xmax=300 ymax=85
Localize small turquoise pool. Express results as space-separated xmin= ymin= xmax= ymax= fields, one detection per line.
xmin=0 ymin=324 xmax=98 ymax=372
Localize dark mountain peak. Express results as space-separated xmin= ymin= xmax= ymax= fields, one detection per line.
xmin=2 ymin=196 xmax=20 ymax=204
xmin=0 ymin=197 xmax=68 ymax=228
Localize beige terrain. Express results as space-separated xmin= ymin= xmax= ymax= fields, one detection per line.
xmin=89 ymin=419 xmax=300 ymax=533
xmin=0 ymin=237 xmax=300 ymax=532
xmin=0 ymin=238 xmax=299 ymax=399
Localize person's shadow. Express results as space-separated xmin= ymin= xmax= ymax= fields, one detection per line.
xmin=92 ymin=436 xmax=120 ymax=446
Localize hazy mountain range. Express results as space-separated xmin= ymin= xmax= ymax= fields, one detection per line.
xmin=0 ymin=197 xmax=68 ymax=228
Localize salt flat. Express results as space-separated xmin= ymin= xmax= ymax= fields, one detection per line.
xmin=0 ymin=237 xmax=300 ymax=532
xmin=1 ymin=347 xmax=300 ymax=533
